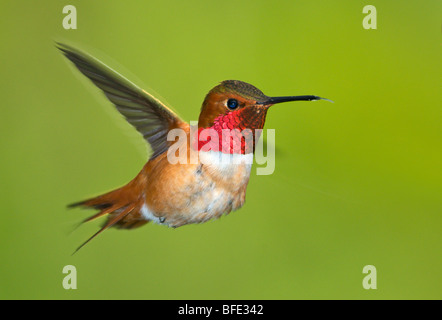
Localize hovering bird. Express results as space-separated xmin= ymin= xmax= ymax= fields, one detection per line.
xmin=58 ymin=43 xmax=331 ymax=252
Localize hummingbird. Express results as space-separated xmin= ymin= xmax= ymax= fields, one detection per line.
xmin=57 ymin=43 xmax=331 ymax=252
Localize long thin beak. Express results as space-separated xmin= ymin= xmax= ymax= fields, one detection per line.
xmin=258 ymin=95 xmax=334 ymax=105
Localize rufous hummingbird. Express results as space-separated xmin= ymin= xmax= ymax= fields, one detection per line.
xmin=58 ymin=43 xmax=331 ymax=252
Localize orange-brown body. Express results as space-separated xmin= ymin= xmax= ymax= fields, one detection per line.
xmin=89 ymin=123 xmax=253 ymax=230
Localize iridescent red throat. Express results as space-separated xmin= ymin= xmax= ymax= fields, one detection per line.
xmin=195 ymin=107 xmax=269 ymax=154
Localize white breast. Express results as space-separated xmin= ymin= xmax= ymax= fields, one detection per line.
xmin=198 ymin=150 xmax=253 ymax=178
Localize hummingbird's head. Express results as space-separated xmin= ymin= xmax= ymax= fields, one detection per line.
xmin=198 ymin=80 xmax=330 ymax=130
xmin=198 ymin=80 xmax=269 ymax=130
xmin=196 ymin=80 xmax=331 ymax=154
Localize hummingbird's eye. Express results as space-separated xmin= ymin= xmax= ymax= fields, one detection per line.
xmin=227 ymin=99 xmax=239 ymax=110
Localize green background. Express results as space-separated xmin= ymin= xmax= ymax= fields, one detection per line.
xmin=0 ymin=0 xmax=440 ymax=299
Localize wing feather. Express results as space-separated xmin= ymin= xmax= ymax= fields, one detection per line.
xmin=57 ymin=42 xmax=184 ymax=159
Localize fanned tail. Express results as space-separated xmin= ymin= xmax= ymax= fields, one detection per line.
xmin=72 ymin=203 xmax=138 ymax=255
xmin=68 ymin=171 xmax=149 ymax=253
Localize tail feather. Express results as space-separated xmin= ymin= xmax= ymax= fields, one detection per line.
xmin=68 ymin=190 xmax=120 ymax=210
xmin=68 ymin=192 xmax=146 ymax=254
xmin=72 ymin=203 xmax=137 ymax=255
xmin=68 ymin=168 xmax=149 ymax=253
xmin=68 ymin=199 xmax=112 ymax=210
xmin=82 ymin=203 xmax=124 ymax=223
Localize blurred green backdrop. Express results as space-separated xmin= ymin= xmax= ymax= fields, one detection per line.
xmin=0 ymin=0 xmax=440 ymax=299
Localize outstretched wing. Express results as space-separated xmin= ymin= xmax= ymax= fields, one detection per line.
xmin=57 ymin=42 xmax=184 ymax=159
